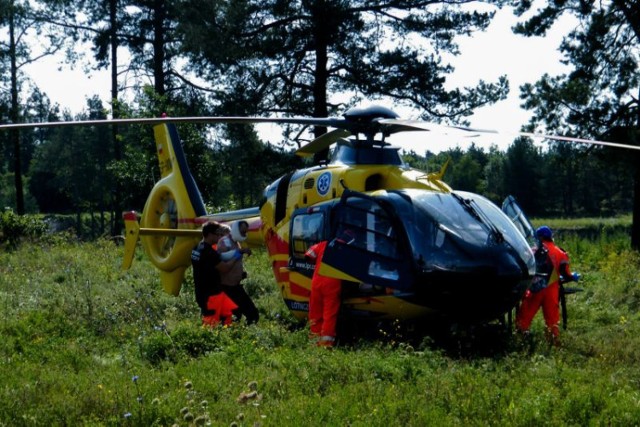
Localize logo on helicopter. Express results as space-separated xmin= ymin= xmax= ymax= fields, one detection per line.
xmin=317 ymin=171 xmax=332 ymax=196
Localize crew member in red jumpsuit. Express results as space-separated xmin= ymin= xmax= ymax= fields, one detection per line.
xmin=305 ymin=230 xmax=355 ymax=347
xmin=516 ymin=225 xmax=579 ymax=345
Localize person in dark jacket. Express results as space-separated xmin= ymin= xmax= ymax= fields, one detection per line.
xmin=191 ymin=221 xmax=242 ymax=327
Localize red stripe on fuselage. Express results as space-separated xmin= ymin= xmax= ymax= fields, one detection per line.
xmin=265 ymin=228 xmax=288 ymax=256
xmin=290 ymin=282 xmax=311 ymax=298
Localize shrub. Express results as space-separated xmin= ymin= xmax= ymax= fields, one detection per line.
xmin=0 ymin=208 xmax=47 ymax=249
xmin=139 ymin=329 xmax=177 ymax=364
xmin=139 ymin=323 xmax=227 ymax=364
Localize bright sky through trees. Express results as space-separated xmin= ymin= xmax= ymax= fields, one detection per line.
xmin=23 ymin=2 xmax=573 ymax=153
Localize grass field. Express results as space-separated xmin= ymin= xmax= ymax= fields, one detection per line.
xmin=1 ymin=226 xmax=639 ymax=426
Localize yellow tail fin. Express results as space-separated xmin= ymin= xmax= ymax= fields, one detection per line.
xmin=122 ymin=123 xmax=207 ymax=295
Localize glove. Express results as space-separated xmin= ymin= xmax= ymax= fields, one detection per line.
xmin=232 ymin=250 xmax=243 ymax=261
xmin=572 ymin=272 xmax=581 ymax=282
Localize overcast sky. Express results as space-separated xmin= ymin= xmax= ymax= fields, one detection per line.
xmin=23 ymin=1 xmax=574 ymax=153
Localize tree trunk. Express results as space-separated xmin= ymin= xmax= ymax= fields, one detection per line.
xmin=616 ymin=1 xmax=640 ymax=251
xmin=311 ymin=7 xmax=329 ymax=164
xmin=9 ymin=1 xmax=24 ymax=214
xmin=632 ymin=155 xmax=640 ymax=250
xmin=109 ymin=0 xmax=122 ymax=235
xmin=153 ymin=0 xmax=166 ymax=96
xmin=76 ymin=209 xmax=82 ymax=239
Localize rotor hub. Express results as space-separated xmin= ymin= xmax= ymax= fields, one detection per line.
xmin=343 ymin=105 xmax=399 ymax=122
xmin=342 ymin=105 xmax=399 ymax=140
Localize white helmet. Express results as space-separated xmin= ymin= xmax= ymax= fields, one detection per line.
xmin=231 ymin=220 xmax=248 ymax=242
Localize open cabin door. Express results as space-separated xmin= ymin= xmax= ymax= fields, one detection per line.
xmin=502 ymin=195 xmax=536 ymax=246
xmin=319 ymin=191 xmax=413 ymax=290
xmin=288 ymin=206 xmax=329 ymax=271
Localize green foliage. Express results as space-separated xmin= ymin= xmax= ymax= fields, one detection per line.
xmin=0 ymin=208 xmax=47 ymax=249
xmin=0 ymin=172 xmax=39 ymax=213
xmin=514 ymin=1 xmax=640 ymax=246
xmin=403 ymin=142 xmax=633 ymax=218
xmin=516 ymin=1 xmax=640 ymax=133
xmin=1 ymin=226 xmax=640 ymax=425
xmin=177 ymin=0 xmax=508 ymax=120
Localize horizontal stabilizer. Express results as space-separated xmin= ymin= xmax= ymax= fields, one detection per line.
xmin=122 ymin=211 xmax=140 ymax=270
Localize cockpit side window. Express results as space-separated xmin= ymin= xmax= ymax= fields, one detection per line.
xmin=321 ymin=192 xmax=413 ymax=290
xmin=336 ymin=198 xmax=400 ymax=261
xmin=290 ymin=211 xmax=325 ymax=260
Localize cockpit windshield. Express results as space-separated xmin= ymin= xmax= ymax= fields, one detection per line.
xmin=387 ymin=189 xmax=535 ymax=275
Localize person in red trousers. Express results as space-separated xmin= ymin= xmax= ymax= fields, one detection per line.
xmin=516 ymin=226 xmax=580 ymax=345
xmin=305 ymin=229 xmax=355 ymax=347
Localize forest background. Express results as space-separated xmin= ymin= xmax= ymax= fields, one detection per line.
xmin=2 ymin=3 xmax=640 ymax=423
xmin=1 ymin=0 xmax=639 ymax=244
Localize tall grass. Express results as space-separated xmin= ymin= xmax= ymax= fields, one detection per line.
xmin=1 ymin=230 xmax=639 ymax=426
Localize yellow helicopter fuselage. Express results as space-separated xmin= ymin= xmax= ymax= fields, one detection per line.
xmin=258 ymin=161 xmax=452 ymax=321
xmin=124 ymin=119 xmax=535 ymax=325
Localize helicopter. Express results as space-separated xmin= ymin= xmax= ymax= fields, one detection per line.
xmin=113 ymin=105 xmax=638 ymax=326
xmin=2 ymin=105 xmax=638 ymax=327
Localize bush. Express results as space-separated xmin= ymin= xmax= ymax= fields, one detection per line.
xmin=0 ymin=208 xmax=47 ymax=249
xmin=139 ymin=322 xmax=229 ymax=364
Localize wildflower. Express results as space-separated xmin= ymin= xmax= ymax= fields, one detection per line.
xmin=200 ymin=400 xmax=208 ymax=408
xmin=184 ymin=381 xmax=193 ymax=390
xmin=132 ymin=375 xmax=139 ymax=383
xmin=124 ymin=412 xmax=132 ymax=419
xmin=252 ymin=396 xmax=263 ymax=407
xmin=152 ymin=398 xmax=160 ymax=405
xmin=237 ymin=390 xmax=258 ymax=403
xmin=236 ymin=413 xmax=245 ymax=421
xmin=180 ymin=407 xmax=190 ymax=416
xmin=195 ymin=415 xmax=207 ymax=426
xmin=183 ymin=412 xmax=194 ymax=422
xmin=247 ymin=381 xmax=258 ymax=391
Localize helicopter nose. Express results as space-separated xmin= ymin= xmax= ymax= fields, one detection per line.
xmin=417 ymin=247 xmax=532 ymax=322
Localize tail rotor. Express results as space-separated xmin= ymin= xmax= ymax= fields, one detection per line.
xmin=123 ymin=123 xmax=206 ymax=295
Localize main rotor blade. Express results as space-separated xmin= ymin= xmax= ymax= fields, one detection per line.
xmin=378 ymin=119 xmax=482 ymax=137
xmin=296 ymin=129 xmax=352 ymax=157
xmin=3 ymin=114 xmax=638 ymax=152
xmin=379 ymin=119 xmax=640 ymax=152
xmin=517 ymin=131 xmax=640 ymax=151
xmin=0 ymin=116 xmax=345 ymax=131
